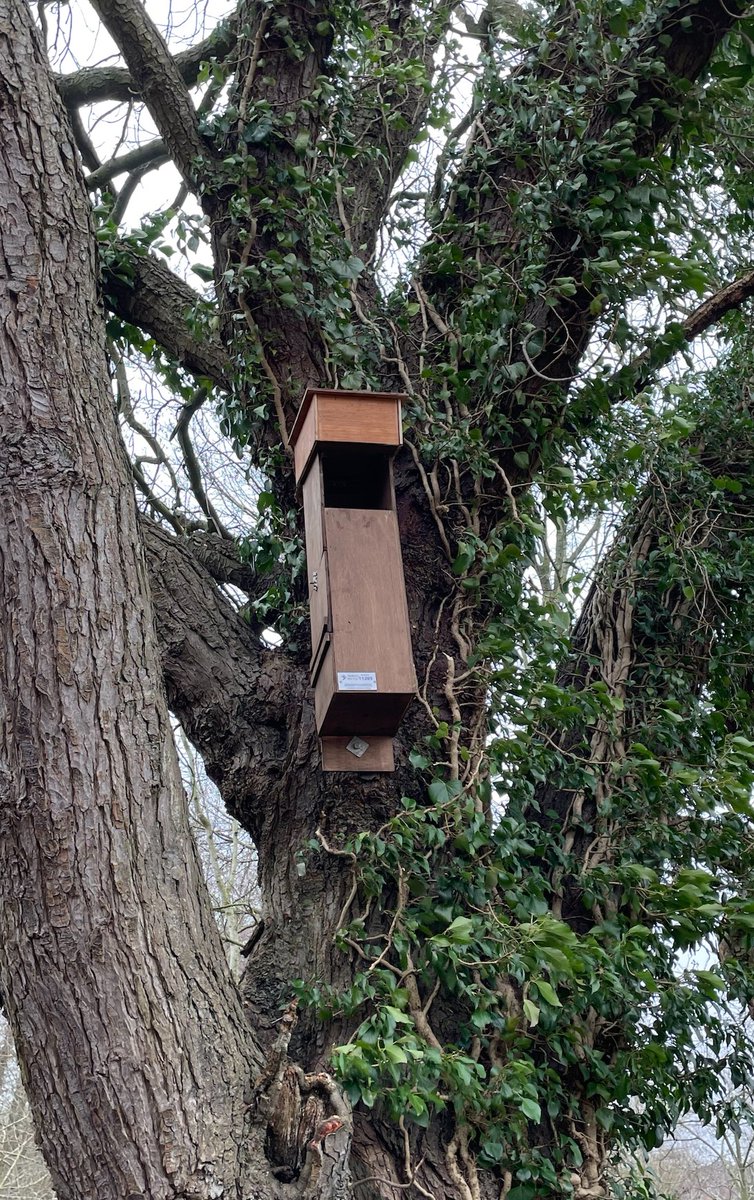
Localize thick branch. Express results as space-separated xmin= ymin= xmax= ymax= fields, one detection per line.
xmin=142 ymin=520 xmax=294 ymax=819
xmin=419 ymin=0 xmax=751 ymax=424
xmin=208 ymin=0 xmax=340 ymax=422
xmin=528 ymin=391 xmax=754 ymax=896
xmin=56 ymin=8 xmax=240 ymax=107
xmin=678 ymin=266 xmax=754 ymax=342
xmin=505 ymin=379 xmax=754 ymax=1196
xmin=336 ymin=0 xmax=453 ymax=260
xmin=611 ymin=265 xmax=754 ymax=396
xmin=85 ymin=136 xmax=168 ymax=188
xmin=102 ymin=244 xmax=233 ymax=389
xmin=183 ymin=528 xmax=263 ymax=590
xmin=86 ymin=0 xmax=211 ymax=189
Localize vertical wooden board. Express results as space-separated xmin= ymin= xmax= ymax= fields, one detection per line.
xmin=324 ymin=508 xmax=417 ymax=694
xmin=314 ymin=643 xmax=336 ymax=731
xmin=308 ymin=549 xmax=330 ymax=665
xmin=318 ymin=395 xmax=401 ymax=447
xmin=310 ymin=630 xmax=331 ymax=682
xmin=301 ymin=461 xmax=325 ymax=564
xmin=320 ymin=736 xmax=395 ymax=772
xmin=292 ymin=397 xmax=317 ymax=482
xmin=303 ymin=465 xmax=331 ymax=665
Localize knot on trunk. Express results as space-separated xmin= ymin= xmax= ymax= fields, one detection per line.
xmin=248 ymin=1000 xmax=352 ymax=1193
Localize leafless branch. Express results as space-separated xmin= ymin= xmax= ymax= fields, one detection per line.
xmin=85 ymin=137 xmax=168 ymax=189
xmin=86 ymin=0 xmax=211 ymax=189
xmin=614 ymin=266 xmax=754 ymax=397
xmin=55 ymin=6 xmax=240 ymax=107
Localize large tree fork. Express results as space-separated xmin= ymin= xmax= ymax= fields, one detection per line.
xmin=3 ymin=0 xmax=754 ymax=1194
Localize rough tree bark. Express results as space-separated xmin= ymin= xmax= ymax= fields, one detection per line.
xmin=0 ymin=7 xmax=257 ymax=1198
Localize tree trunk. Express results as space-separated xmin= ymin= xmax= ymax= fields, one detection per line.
xmin=0 ymin=7 xmax=257 ymax=1197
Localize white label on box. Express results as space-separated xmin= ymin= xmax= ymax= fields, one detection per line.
xmin=337 ymin=671 xmax=378 ymax=691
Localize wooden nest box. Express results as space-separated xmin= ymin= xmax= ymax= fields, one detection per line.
xmin=290 ymin=388 xmax=417 ymax=772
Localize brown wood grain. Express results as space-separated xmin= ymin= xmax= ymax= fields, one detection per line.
xmin=302 ymin=463 xmax=331 ymax=666
xmin=313 ymin=507 xmax=416 ymax=736
xmin=291 ymin=390 xmax=403 ymax=482
xmin=301 ymin=459 xmax=325 ymax=563
xmin=317 ymin=395 xmax=401 ymax=448
xmin=293 ymin=398 xmax=317 ymax=482
xmin=319 ymin=736 xmax=395 ymax=772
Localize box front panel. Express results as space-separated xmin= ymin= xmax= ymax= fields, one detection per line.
xmin=325 ymin=507 xmax=417 ymax=696
xmin=317 ymin=395 xmax=401 ymax=448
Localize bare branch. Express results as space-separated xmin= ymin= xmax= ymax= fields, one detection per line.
xmin=613 ymin=266 xmax=754 ymax=395
xmin=86 ymin=0 xmax=212 ymax=189
xmin=55 ymin=7 xmax=239 ymax=107
xmin=110 ymin=165 xmax=151 ymax=223
xmin=85 ymin=136 xmax=168 ymax=189
xmin=102 ymin=244 xmax=233 ymax=389
xmin=573 ymin=266 xmax=754 ymax=421
xmin=173 ymin=387 xmax=234 ymax=537
xmin=681 ymin=267 xmax=754 ymax=341
xmin=67 ymin=105 xmax=101 ymax=173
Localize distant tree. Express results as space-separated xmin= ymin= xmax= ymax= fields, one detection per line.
xmin=0 ymin=1021 xmax=54 ymax=1200
xmin=3 ymin=0 xmax=754 ymax=1196
xmin=647 ymin=1104 xmax=754 ymax=1200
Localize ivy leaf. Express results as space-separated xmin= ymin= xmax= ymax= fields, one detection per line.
xmin=445 ymin=916 xmax=474 ymax=944
xmin=383 ymin=1006 xmax=412 ymax=1024
xmin=523 ymin=998 xmax=541 ymax=1027
xmin=533 ymin=980 xmax=562 ymax=1007
xmin=713 ymin=476 xmax=744 ymax=493
xmin=453 ymin=543 xmax=476 ymax=575
xmin=243 ymin=115 xmax=274 ymax=143
xmin=520 ymin=1098 xmax=542 ymax=1122
xmin=428 ymin=779 xmax=450 ymax=804
xmin=330 ymin=256 xmax=364 ymax=281
xmin=694 ymin=970 xmax=725 ymax=991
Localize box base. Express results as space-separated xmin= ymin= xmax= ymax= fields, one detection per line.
xmin=320 ymin=735 xmax=395 ymax=772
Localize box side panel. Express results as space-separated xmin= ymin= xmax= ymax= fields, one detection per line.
xmin=308 ymin=549 xmax=330 ymax=671
xmin=302 ymin=463 xmax=331 ymax=663
xmin=301 ymin=459 xmax=325 ymax=562
xmin=317 ymin=396 xmax=401 ymax=447
xmin=314 ymin=643 xmax=336 ymax=732
xmin=325 ymin=507 xmax=416 ymax=694
xmin=293 ymin=399 xmax=317 ymax=482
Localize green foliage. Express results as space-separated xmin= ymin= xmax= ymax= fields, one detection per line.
xmin=296 ymin=335 xmax=754 ymax=1196
xmin=95 ymin=0 xmax=754 ymax=1188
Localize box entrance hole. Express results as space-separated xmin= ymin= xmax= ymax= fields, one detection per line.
xmin=321 ymin=448 xmax=392 ymax=510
